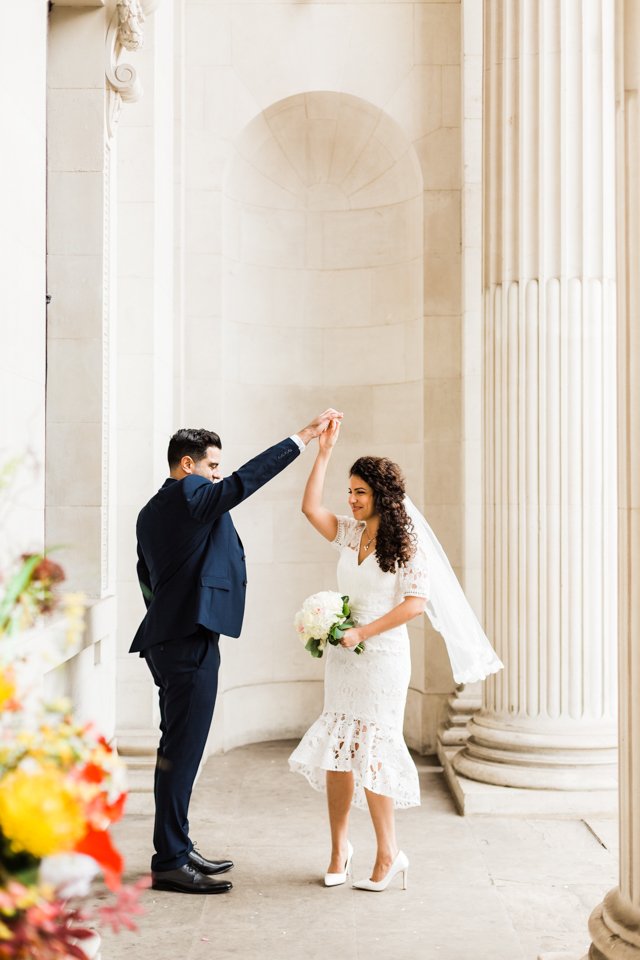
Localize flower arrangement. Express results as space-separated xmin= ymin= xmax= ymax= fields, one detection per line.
xmin=0 ymin=549 xmax=147 ymax=958
xmin=294 ymin=591 xmax=364 ymax=657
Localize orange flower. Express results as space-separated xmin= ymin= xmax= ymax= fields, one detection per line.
xmin=75 ymin=829 xmax=123 ymax=890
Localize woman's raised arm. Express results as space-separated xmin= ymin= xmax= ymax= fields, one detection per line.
xmin=301 ymin=419 xmax=340 ymax=541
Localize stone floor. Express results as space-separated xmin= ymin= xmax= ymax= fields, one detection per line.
xmin=95 ymin=741 xmax=618 ymax=960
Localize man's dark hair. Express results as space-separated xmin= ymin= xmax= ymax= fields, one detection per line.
xmin=167 ymin=428 xmax=222 ymax=468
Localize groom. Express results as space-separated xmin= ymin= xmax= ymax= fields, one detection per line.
xmin=131 ymin=410 xmax=342 ymax=894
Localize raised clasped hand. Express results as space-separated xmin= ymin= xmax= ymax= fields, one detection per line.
xmin=309 ymin=408 xmax=343 ymax=438
xmin=319 ymin=418 xmax=340 ymax=452
xmin=298 ymin=409 xmax=344 ymax=446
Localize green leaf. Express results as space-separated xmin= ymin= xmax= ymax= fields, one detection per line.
xmin=305 ymin=637 xmax=324 ymax=658
xmin=0 ymin=554 xmax=42 ymax=633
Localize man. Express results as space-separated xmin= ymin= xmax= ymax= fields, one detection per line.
xmin=131 ymin=410 xmax=343 ymax=894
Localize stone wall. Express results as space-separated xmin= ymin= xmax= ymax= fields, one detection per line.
xmin=0 ymin=0 xmax=48 ymax=554
xmin=166 ymin=0 xmax=467 ymax=754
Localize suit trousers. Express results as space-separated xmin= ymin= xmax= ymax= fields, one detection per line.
xmin=144 ymin=627 xmax=220 ymax=872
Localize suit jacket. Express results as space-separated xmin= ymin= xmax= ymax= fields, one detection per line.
xmin=130 ymin=437 xmax=300 ymax=653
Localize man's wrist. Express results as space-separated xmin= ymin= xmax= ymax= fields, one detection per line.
xmin=297 ymin=427 xmax=314 ymax=446
xmin=290 ymin=433 xmax=306 ymax=452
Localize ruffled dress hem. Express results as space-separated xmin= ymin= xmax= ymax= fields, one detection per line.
xmin=288 ymin=710 xmax=421 ymax=811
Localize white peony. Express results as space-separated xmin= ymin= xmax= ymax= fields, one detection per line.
xmin=294 ymin=591 xmax=346 ymax=649
xmin=39 ymin=852 xmax=100 ymax=898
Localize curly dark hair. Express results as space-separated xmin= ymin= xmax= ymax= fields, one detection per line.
xmin=349 ymin=456 xmax=416 ymax=573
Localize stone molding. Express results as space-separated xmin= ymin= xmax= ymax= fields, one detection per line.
xmin=101 ymin=139 xmax=112 ymax=595
xmin=437 ymin=683 xmax=481 ymax=748
xmin=453 ymin=714 xmax=618 ymax=791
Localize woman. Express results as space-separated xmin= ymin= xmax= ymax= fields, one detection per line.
xmin=289 ymin=420 xmax=426 ymax=892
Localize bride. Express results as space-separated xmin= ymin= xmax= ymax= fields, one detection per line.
xmin=289 ymin=419 xmax=502 ymax=892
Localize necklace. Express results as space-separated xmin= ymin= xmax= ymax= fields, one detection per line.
xmin=362 ymin=529 xmax=377 ymax=552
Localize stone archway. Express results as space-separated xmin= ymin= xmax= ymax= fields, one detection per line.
xmin=216 ymin=91 xmax=425 ymax=751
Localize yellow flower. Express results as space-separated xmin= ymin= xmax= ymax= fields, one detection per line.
xmin=0 ymin=766 xmax=86 ymax=858
xmin=63 ymin=592 xmax=85 ymax=647
xmin=0 ymin=668 xmax=16 ymax=711
xmin=0 ymin=921 xmax=12 ymax=939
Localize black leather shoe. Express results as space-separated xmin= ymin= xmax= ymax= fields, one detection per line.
xmin=188 ymin=846 xmax=234 ymax=876
xmin=151 ymin=862 xmax=232 ymax=894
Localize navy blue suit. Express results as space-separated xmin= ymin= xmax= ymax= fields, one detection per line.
xmin=132 ymin=437 xmax=300 ymax=871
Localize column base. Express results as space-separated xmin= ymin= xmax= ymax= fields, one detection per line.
xmin=586 ymin=889 xmax=640 ymax=959
xmin=437 ymin=683 xmax=482 ymax=747
xmin=439 ymin=745 xmax=618 ymax=817
xmin=452 ymin=715 xmax=618 ymax=791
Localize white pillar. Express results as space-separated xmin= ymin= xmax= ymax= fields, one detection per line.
xmin=452 ymin=0 xmax=618 ymax=808
xmin=46 ymin=2 xmax=121 ymax=735
xmin=110 ymin=0 xmax=176 ymax=810
xmin=0 ymin=0 xmax=47 ymax=553
xmin=437 ymin=0 xmax=484 ymax=771
xmin=584 ymin=0 xmax=640 ymax=955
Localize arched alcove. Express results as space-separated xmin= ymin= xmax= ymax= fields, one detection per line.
xmin=215 ymin=91 xmax=424 ymax=752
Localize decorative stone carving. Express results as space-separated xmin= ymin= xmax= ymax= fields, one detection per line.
xmin=116 ymin=0 xmax=145 ymax=51
xmin=105 ymin=0 xmax=159 ymax=138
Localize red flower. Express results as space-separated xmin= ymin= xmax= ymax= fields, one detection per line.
xmin=94 ymin=877 xmax=151 ymax=934
xmin=75 ymin=829 xmax=123 ymax=891
xmin=79 ymin=763 xmax=106 ymax=785
xmin=84 ymin=790 xmax=126 ymax=829
xmin=28 ymin=556 xmax=66 ymax=585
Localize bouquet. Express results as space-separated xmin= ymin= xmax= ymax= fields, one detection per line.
xmin=294 ymin=591 xmax=364 ymax=657
xmin=0 ymin=546 xmax=147 ymax=958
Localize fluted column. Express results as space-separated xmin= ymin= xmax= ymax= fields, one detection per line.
xmin=453 ymin=0 xmax=618 ymax=795
xmin=584 ymin=1 xmax=640 ymax=955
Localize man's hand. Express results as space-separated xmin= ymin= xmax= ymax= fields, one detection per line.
xmin=297 ymin=409 xmax=344 ymax=446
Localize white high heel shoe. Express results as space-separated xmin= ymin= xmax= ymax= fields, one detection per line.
xmin=324 ymin=841 xmax=354 ymax=887
xmin=351 ymin=850 xmax=409 ymax=892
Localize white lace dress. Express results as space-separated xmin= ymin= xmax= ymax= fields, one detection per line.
xmin=288 ymin=516 xmax=427 ymax=810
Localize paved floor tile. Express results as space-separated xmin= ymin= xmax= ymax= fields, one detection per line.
xmin=93 ymin=741 xmax=616 ymax=960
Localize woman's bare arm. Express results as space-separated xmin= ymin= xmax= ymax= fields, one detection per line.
xmin=301 ymin=419 xmax=341 ymax=541
xmin=340 ymin=595 xmax=427 ymax=648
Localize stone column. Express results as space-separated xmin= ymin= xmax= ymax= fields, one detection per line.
xmin=451 ymin=0 xmax=618 ymax=811
xmin=584 ymin=0 xmax=640 ymax=955
xmin=47 ymin=0 xmax=159 ymax=744
xmin=436 ymin=0 xmax=484 ymax=773
xmin=113 ymin=0 xmax=177 ymax=811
